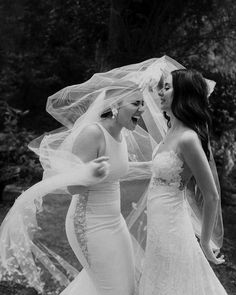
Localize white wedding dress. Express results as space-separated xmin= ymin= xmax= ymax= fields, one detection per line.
xmin=61 ymin=123 xmax=135 ymax=295
xmin=139 ymin=148 xmax=227 ymax=295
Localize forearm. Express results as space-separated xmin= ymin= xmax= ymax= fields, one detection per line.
xmin=200 ymin=195 xmax=219 ymax=244
xmin=67 ymin=185 xmax=88 ymax=195
xmin=121 ymin=161 xmax=152 ymax=181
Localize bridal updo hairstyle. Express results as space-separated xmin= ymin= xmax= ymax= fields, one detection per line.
xmin=168 ymin=69 xmax=212 ymax=160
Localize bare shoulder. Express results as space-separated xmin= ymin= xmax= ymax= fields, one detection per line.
xmin=72 ymin=124 xmax=105 ymax=159
xmin=179 ymin=129 xmax=201 ymax=151
xmin=177 ymin=129 xmax=219 ymax=199
xmin=79 ymin=124 xmax=104 ymax=141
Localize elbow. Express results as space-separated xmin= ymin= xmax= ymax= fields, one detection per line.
xmin=203 ymin=191 xmax=220 ymax=204
xmin=213 ymin=191 xmax=220 ymax=202
xmin=209 ymin=192 xmax=220 ymax=203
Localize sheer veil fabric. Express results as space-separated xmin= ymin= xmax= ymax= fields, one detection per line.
xmin=0 ymin=56 xmax=223 ymax=293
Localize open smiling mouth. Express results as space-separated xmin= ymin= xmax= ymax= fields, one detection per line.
xmin=131 ymin=116 xmax=140 ymax=124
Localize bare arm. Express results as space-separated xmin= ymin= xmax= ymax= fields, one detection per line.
xmin=180 ymin=131 xmax=224 ymax=264
xmin=121 ymin=161 xmax=152 ymax=181
xmin=68 ymin=125 xmax=105 ymax=195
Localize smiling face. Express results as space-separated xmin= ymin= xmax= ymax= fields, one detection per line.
xmin=159 ymin=74 xmax=173 ymax=112
xmin=116 ymin=97 xmax=145 ymax=131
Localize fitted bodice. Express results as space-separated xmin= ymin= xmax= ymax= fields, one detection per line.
xmin=150 ymin=147 xmax=185 ymax=192
xmin=96 ymin=123 xmax=128 ymax=181
xmin=87 ymin=123 xmax=129 ymax=211
xmin=71 ymin=123 xmax=129 ymax=244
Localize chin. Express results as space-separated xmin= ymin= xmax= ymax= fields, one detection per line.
xmin=161 ymin=105 xmax=170 ymax=112
xmin=126 ymin=124 xmax=137 ymax=131
xmin=126 ymin=126 xmax=135 ymax=131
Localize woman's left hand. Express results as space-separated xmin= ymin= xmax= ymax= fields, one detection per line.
xmin=200 ymin=241 xmax=225 ymax=265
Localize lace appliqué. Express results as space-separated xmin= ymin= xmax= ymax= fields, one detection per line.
xmin=74 ymin=192 xmax=90 ymax=264
xmin=140 ymin=228 xmax=175 ymax=295
xmin=151 ymin=151 xmax=184 ymax=191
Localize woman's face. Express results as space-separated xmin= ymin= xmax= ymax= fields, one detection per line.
xmin=158 ymin=74 xmax=173 ymax=112
xmin=116 ymin=98 xmax=145 ymax=131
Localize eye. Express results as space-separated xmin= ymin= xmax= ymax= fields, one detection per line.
xmin=164 ymin=83 xmax=171 ymax=91
xmin=132 ymin=100 xmax=144 ymax=106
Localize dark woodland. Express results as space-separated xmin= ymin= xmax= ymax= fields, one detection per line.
xmin=0 ymin=0 xmax=236 ymax=294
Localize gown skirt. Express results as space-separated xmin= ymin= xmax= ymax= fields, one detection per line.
xmin=139 ymin=184 xmax=228 ymax=295
xmin=62 ymin=181 xmax=135 ymax=295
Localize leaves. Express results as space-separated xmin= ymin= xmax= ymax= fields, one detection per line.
xmin=0 ymin=102 xmax=42 ymax=186
xmin=0 ymin=0 xmax=235 ymax=187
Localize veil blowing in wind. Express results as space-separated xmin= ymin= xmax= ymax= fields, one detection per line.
xmin=0 ymin=56 xmax=223 ymax=294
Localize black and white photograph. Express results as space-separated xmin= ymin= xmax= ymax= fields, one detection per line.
xmin=0 ymin=1 xmax=236 ymax=294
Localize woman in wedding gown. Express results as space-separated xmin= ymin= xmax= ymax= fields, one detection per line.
xmin=0 ymin=61 xmax=148 ymax=294
xmin=139 ymin=69 xmax=227 ymax=294
xmin=62 ymin=97 xmax=145 ymax=295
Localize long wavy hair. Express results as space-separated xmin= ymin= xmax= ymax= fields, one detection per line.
xmin=165 ymin=69 xmax=212 ymax=160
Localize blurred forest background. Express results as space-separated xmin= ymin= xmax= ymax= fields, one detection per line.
xmin=0 ymin=0 xmax=236 ymax=200
xmin=0 ymin=0 xmax=236 ymax=294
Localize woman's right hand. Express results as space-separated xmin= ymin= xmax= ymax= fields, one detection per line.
xmin=90 ymin=156 xmax=110 ymax=178
xmin=200 ymin=241 xmax=225 ymax=265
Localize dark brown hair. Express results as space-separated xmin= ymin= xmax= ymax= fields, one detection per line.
xmin=169 ymin=69 xmax=212 ymax=160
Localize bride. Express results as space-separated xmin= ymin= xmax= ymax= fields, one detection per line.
xmin=0 ymin=67 xmax=147 ymax=294
xmin=139 ymin=69 xmax=227 ymax=294
xmin=62 ymin=92 xmax=145 ymax=294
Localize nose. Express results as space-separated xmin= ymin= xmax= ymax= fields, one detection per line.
xmin=158 ymin=88 xmax=164 ymax=97
xmin=138 ymin=104 xmax=146 ymax=113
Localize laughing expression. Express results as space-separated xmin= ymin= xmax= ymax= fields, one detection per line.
xmin=117 ymin=99 xmax=145 ymax=131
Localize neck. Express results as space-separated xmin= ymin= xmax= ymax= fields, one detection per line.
xmin=100 ymin=118 xmax=123 ymax=140
xmin=166 ymin=111 xmax=184 ymax=133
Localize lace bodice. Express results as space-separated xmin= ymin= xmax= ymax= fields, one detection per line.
xmin=151 ymin=150 xmax=184 ymax=190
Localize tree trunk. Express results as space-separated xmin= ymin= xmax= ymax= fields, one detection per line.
xmin=108 ymin=0 xmax=163 ymax=67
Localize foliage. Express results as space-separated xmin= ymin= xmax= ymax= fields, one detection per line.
xmin=0 ymin=0 xmax=235 ymax=128
xmin=108 ymin=0 xmax=236 ymax=68
xmin=206 ymin=71 xmax=236 ymax=201
xmin=0 ymin=0 xmax=235 ymax=189
xmin=0 ymin=102 xmax=42 ymax=187
xmin=209 ymin=72 xmax=236 ymax=136
xmin=209 ymin=71 xmax=236 ymax=172
xmin=0 ymin=0 xmax=109 ymax=131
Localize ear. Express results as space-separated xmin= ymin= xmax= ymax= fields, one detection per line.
xmin=111 ymin=102 xmax=120 ymax=109
xmin=111 ymin=107 xmax=118 ymax=119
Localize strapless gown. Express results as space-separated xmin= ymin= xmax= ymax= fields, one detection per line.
xmin=62 ymin=123 xmax=135 ymax=295
xmin=139 ymin=150 xmax=227 ymax=295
